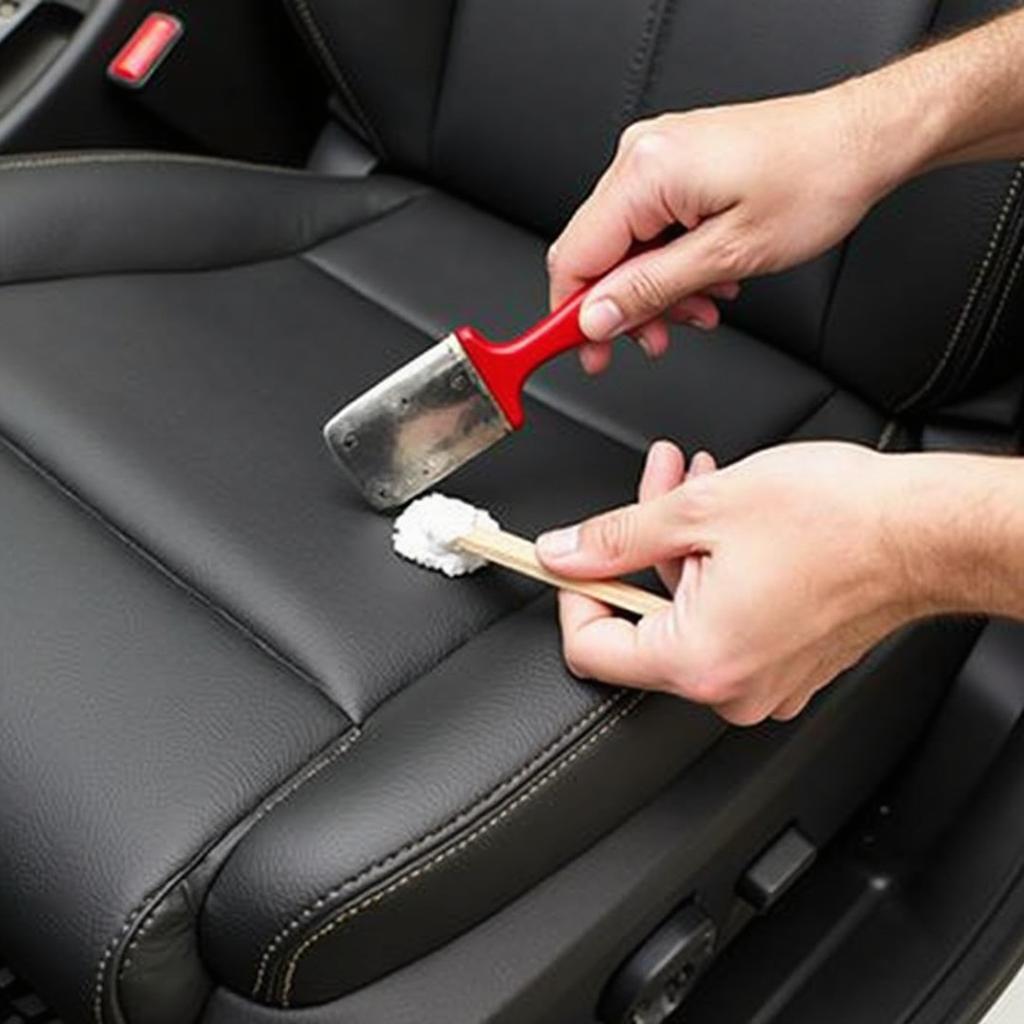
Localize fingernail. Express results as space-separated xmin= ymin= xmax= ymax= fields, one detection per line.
xmin=686 ymin=317 xmax=711 ymax=331
xmin=580 ymin=298 xmax=625 ymax=341
xmin=638 ymin=334 xmax=657 ymax=358
xmin=537 ymin=526 xmax=579 ymax=560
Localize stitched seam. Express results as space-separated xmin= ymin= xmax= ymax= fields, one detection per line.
xmin=251 ymin=689 xmax=629 ymax=997
xmin=118 ymin=902 xmax=171 ymax=978
xmin=356 ymin=589 xmax=551 ymax=724
xmin=618 ymin=0 xmax=670 ymax=127
xmin=0 ymin=151 xmax=312 ymax=176
xmin=93 ymin=903 xmax=152 ymax=1024
xmin=964 ymin=229 xmax=1024 ymax=389
xmin=116 ymin=727 xmax=361 ymax=984
xmin=285 ymin=0 xmax=386 ymax=158
xmin=815 ymin=238 xmax=855 ymax=361
xmin=298 ymin=252 xmax=651 ymax=456
xmin=96 ymin=727 xmax=361 ymax=1023
xmin=877 ymin=419 xmax=900 ymax=452
xmin=276 ymin=692 xmax=646 ymax=1006
xmin=896 ymin=162 xmax=1024 ymax=412
xmin=0 ymin=190 xmax=423 ymax=293
xmin=427 ymin=0 xmax=463 ymax=174
xmin=633 ymin=0 xmax=680 ymax=117
xmin=0 ymin=431 xmax=330 ymax=702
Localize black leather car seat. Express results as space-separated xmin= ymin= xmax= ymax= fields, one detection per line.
xmin=0 ymin=2 xmax=1022 ymax=1023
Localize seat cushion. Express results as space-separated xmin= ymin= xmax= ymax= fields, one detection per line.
xmin=0 ymin=154 xmax=892 ymax=1022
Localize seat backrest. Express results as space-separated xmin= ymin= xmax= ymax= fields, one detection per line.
xmin=288 ymin=0 xmax=1024 ymax=417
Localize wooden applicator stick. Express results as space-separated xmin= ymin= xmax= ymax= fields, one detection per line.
xmin=457 ymin=527 xmax=672 ymax=618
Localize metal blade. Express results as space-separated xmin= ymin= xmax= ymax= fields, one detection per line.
xmin=323 ymin=335 xmax=511 ymax=510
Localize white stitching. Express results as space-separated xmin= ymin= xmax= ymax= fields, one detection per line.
xmin=251 ymin=691 xmax=627 ymax=997
xmin=896 ymin=162 xmax=1024 ymax=412
xmin=276 ymin=692 xmax=645 ymax=1006
xmin=117 ymin=727 xmax=361 ymax=987
xmin=94 ymin=727 xmax=361 ymax=1023
xmin=93 ymin=903 xmax=152 ymax=1024
xmin=118 ymin=902 xmax=170 ymax=978
xmin=244 ymin=728 xmax=362 ymax=833
xmin=252 ymin=693 xmax=622 ymax=994
xmin=972 ymin=231 xmax=1024 ymax=378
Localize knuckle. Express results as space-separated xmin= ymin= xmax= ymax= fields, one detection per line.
xmin=667 ymin=637 xmax=745 ymax=706
xmin=622 ymin=128 xmax=670 ymax=177
xmin=617 ymin=119 xmax=652 ymax=155
xmin=561 ymin=635 xmax=590 ymax=680
xmin=583 ymin=508 xmax=637 ymax=564
xmin=673 ymin=476 xmax=717 ymax=522
xmin=622 ymin=265 xmax=673 ymax=316
xmin=706 ymin=231 xmax=757 ymax=278
xmin=718 ymin=702 xmax=770 ymax=728
xmin=772 ymin=702 xmax=805 ymax=723
xmin=682 ymin=670 xmax=733 ymax=706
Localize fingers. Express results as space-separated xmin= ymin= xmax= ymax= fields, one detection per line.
xmin=676 ymin=450 xmax=716 ymax=602
xmin=557 ymin=591 xmax=674 ymax=689
xmin=634 ymin=318 xmax=671 ymax=360
xmin=547 ymin=158 xmax=667 ymax=312
xmin=712 ymin=695 xmax=778 ymax=728
xmin=689 ymin=450 xmax=717 ymax=477
xmin=705 ymin=281 xmax=741 ymax=302
xmin=578 ymin=341 xmax=613 ymax=375
xmin=577 ymin=220 xmax=747 ymax=341
xmin=638 ymin=440 xmax=687 ymax=592
xmin=537 ymin=484 xmax=707 ymax=580
xmin=770 ymin=688 xmax=814 ymax=722
xmin=716 ymin=681 xmax=819 ymax=727
xmin=638 ymin=440 xmax=686 ymax=503
xmin=577 ymin=282 xmax=736 ymax=374
xmin=669 ymin=294 xmax=721 ymax=331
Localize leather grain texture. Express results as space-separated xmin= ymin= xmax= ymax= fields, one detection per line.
xmin=0 ymin=162 xmax=725 ymax=1020
xmin=0 ymin=442 xmax=347 ymax=1024
xmin=303 ymin=0 xmax=1024 ymax=412
xmin=0 ymin=154 xmax=422 ymax=283
xmin=1 ymin=0 xmax=1023 ymax=1018
xmin=202 ymin=611 xmax=721 ymax=1003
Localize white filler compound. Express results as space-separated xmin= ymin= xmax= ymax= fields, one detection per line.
xmin=393 ymin=493 xmax=501 ymax=577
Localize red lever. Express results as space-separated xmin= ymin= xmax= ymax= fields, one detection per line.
xmin=455 ymin=287 xmax=590 ymax=430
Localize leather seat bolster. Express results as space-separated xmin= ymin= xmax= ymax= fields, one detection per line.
xmin=0 ymin=153 xmax=423 ymax=284
xmin=199 ymin=597 xmax=723 ymax=1006
xmin=0 ymin=441 xmax=350 ymax=1024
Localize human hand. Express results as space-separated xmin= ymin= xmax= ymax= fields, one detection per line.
xmin=548 ymin=88 xmax=900 ymax=373
xmin=536 ymin=440 xmax=932 ymax=725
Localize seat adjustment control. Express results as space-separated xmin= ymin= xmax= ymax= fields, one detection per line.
xmin=738 ymin=826 xmax=817 ymax=912
xmin=598 ymin=903 xmax=716 ymax=1024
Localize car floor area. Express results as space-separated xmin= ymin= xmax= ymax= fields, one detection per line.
xmin=1 ymin=962 xmax=60 ymax=1024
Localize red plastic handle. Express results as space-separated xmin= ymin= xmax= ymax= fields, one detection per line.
xmin=455 ymin=287 xmax=589 ymax=430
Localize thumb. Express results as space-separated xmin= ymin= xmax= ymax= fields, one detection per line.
xmin=537 ymin=488 xmax=704 ymax=579
xmin=579 ymin=219 xmax=744 ymax=341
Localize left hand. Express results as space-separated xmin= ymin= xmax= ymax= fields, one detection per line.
xmin=536 ymin=440 xmax=930 ymax=725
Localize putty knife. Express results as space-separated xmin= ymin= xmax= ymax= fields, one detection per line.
xmin=323 ymin=288 xmax=592 ymax=510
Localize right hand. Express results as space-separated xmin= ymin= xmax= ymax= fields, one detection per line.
xmin=549 ymin=87 xmax=892 ymax=373
xmin=537 ymin=439 xmax=928 ymax=725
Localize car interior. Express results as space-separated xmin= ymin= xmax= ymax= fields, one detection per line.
xmin=2 ymin=1 xmax=1024 ymax=1023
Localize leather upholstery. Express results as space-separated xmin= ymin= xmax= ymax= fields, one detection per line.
xmin=304 ymin=0 xmax=1024 ymax=412
xmin=0 ymin=158 xmax=729 ymax=1022
xmin=0 ymin=0 xmax=1021 ymax=1021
